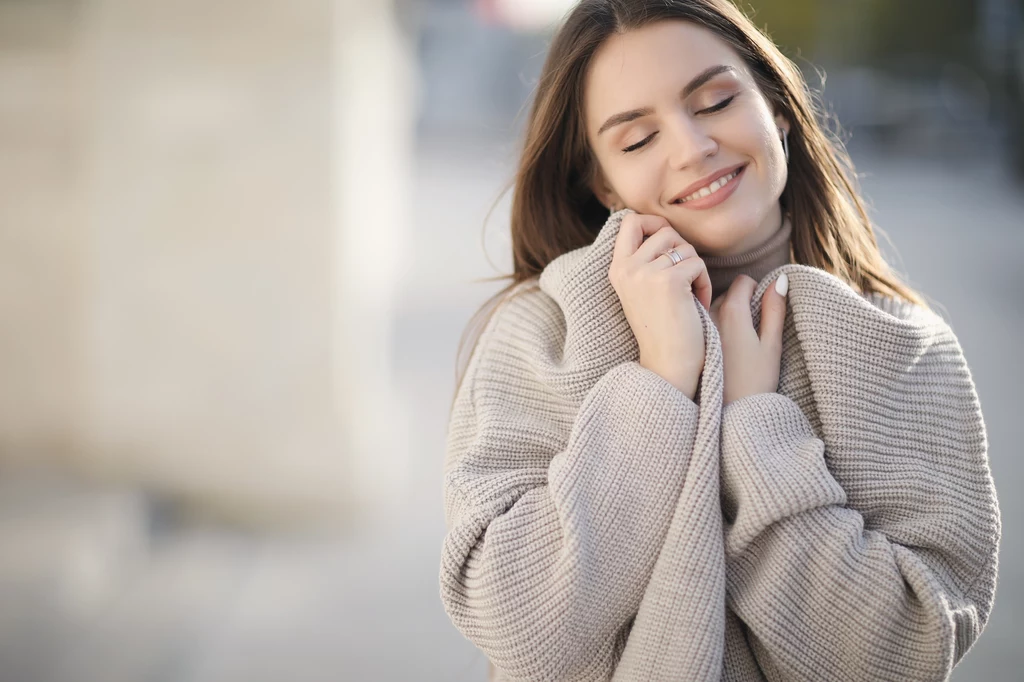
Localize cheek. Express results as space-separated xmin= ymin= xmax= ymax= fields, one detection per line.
xmin=610 ymin=161 xmax=662 ymax=207
xmin=742 ymin=116 xmax=786 ymax=189
xmin=764 ymin=132 xmax=788 ymax=195
xmin=748 ymin=118 xmax=778 ymax=160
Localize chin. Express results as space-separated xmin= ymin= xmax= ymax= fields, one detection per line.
xmin=673 ymin=217 xmax=760 ymax=257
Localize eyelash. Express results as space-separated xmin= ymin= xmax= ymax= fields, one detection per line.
xmin=621 ymin=95 xmax=736 ymax=153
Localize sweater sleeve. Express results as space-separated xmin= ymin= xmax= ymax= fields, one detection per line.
xmin=440 ymin=306 xmax=702 ymax=681
xmin=719 ymin=388 xmax=1000 ymax=682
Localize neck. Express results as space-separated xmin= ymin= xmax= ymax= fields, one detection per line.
xmin=703 ymin=216 xmax=792 ymax=300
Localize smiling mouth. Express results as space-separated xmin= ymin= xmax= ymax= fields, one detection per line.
xmin=672 ymin=165 xmax=746 ymax=204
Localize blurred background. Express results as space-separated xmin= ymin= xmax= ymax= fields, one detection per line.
xmin=0 ymin=0 xmax=1020 ymax=680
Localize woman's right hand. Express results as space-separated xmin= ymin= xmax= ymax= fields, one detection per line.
xmin=609 ymin=212 xmax=712 ymax=401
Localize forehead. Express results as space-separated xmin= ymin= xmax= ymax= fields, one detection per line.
xmin=584 ymin=20 xmax=746 ymax=127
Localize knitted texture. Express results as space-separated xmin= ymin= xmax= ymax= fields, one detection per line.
xmin=440 ymin=209 xmax=1000 ymax=681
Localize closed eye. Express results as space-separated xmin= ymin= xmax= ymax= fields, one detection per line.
xmin=698 ymin=95 xmax=735 ymax=115
xmin=622 ymin=133 xmax=656 ymax=154
xmin=621 ymin=95 xmax=736 ymax=154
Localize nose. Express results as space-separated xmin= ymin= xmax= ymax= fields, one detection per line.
xmin=666 ymin=114 xmax=717 ymax=169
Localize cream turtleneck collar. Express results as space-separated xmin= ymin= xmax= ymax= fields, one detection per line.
xmin=702 ymin=217 xmax=793 ymax=301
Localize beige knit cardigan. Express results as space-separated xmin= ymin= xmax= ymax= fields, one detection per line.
xmin=440 ymin=209 xmax=1000 ymax=681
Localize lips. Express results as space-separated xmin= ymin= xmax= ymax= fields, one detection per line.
xmin=670 ymin=163 xmax=747 ymax=205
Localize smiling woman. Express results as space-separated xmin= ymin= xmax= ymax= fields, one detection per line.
xmin=440 ymin=1 xmax=1000 ymax=680
xmin=585 ymin=26 xmax=788 ymax=257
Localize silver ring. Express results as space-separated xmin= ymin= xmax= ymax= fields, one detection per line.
xmin=663 ymin=248 xmax=683 ymax=265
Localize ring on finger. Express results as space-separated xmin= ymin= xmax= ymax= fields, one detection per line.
xmin=663 ymin=248 xmax=683 ymax=265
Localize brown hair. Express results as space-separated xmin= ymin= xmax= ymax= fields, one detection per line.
xmin=454 ymin=0 xmax=924 ymax=396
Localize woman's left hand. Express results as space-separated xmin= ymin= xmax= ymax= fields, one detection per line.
xmin=709 ymin=274 xmax=789 ymax=406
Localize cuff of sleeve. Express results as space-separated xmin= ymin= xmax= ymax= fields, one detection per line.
xmin=720 ymin=392 xmax=846 ymax=555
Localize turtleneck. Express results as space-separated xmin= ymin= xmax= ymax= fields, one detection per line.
xmin=702 ymin=217 xmax=792 ymax=300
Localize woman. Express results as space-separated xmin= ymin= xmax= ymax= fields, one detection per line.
xmin=439 ymin=1 xmax=1001 ymax=680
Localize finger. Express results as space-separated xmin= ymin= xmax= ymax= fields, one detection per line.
xmin=636 ymin=228 xmax=692 ymax=263
xmin=709 ymin=296 xmax=722 ymax=327
xmin=758 ymin=273 xmax=788 ymax=342
xmin=635 ymin=226 xmax=695 ymax=264
xmin=665 ymin=257 xmax=712 ymax=312
xmin=690 ymin=260 xmax=712 ymax=312
xmin=612 ymin=212 xmax=669 ymax=262
xmin=722 ymin=275 xmax=757 ymax=326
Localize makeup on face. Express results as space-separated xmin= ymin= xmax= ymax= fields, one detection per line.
xmin=584 ymin=20 xmax=789 ymax=256
xmin=669 ymin=163 xmax=747 ymax=210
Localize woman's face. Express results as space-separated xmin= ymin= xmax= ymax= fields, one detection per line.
xmin=584 ymin=20 xmax=790 ymax=257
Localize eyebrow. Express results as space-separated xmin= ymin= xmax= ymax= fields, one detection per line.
xmin=596 ymin=64 xmax=737 ymax=136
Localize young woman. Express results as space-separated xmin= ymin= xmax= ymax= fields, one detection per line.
xmin=440 ymin=1 xmax=1001 ymax=680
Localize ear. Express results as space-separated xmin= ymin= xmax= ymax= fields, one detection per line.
xmin=589 ymin=171 xmax=624 ymax=212
xmin=773 ymin=111 xmax=791 ymax=136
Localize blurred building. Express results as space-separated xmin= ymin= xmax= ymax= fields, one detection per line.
xmin=0 ymin=0 xmax=418 ymax=525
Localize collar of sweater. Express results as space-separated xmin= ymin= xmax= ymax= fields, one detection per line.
xmin=534 ymin=208 xmax=922 ymax=395
xmin=703 ymin=217 xmax=792 ymax=300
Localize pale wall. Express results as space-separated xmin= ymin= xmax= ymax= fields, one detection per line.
xmin=0 ymin=0 xmax=414 ymax=524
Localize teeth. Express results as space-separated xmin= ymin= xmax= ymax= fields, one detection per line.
xmin=678 ymin=169 xmax=738 ymax=203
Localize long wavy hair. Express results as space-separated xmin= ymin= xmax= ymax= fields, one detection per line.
xmin=454 ymin=0 xmax=924 ymax=396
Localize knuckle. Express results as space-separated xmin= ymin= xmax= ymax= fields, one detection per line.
xmin=663 ymin=228 xmax=686 ymax=241
xmin=667 ymin=264 xmax=698 ymax=290
xmin=663 ymin=260 xmax=687 ymax=277
xmin=666 ymin=239 xmax=695 ymax=259
xmin=653 ymin=269 xmax=676 ymax=290
xmin=669 ymin=230 xmax=693 ymax=249
xmin=609 ymin=262 xmax=631 ymax=286
xmin=735 ymin=274 xmax=757 ymax=291
xmin=721 ymin=297 xmax=746 ymax=316
xmin=618 ymin=216 xmax=639 ymax=237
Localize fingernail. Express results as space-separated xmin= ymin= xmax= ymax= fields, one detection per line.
xmin=775 ymin=273 xmax=789 ymax=297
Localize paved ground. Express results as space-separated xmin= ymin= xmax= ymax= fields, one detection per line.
xmin=0 ymin=138 xmax=1020 ymax=681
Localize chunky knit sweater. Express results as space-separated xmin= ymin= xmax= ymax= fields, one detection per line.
xmin=439 ymin=208 xmax=1000 ymax=681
